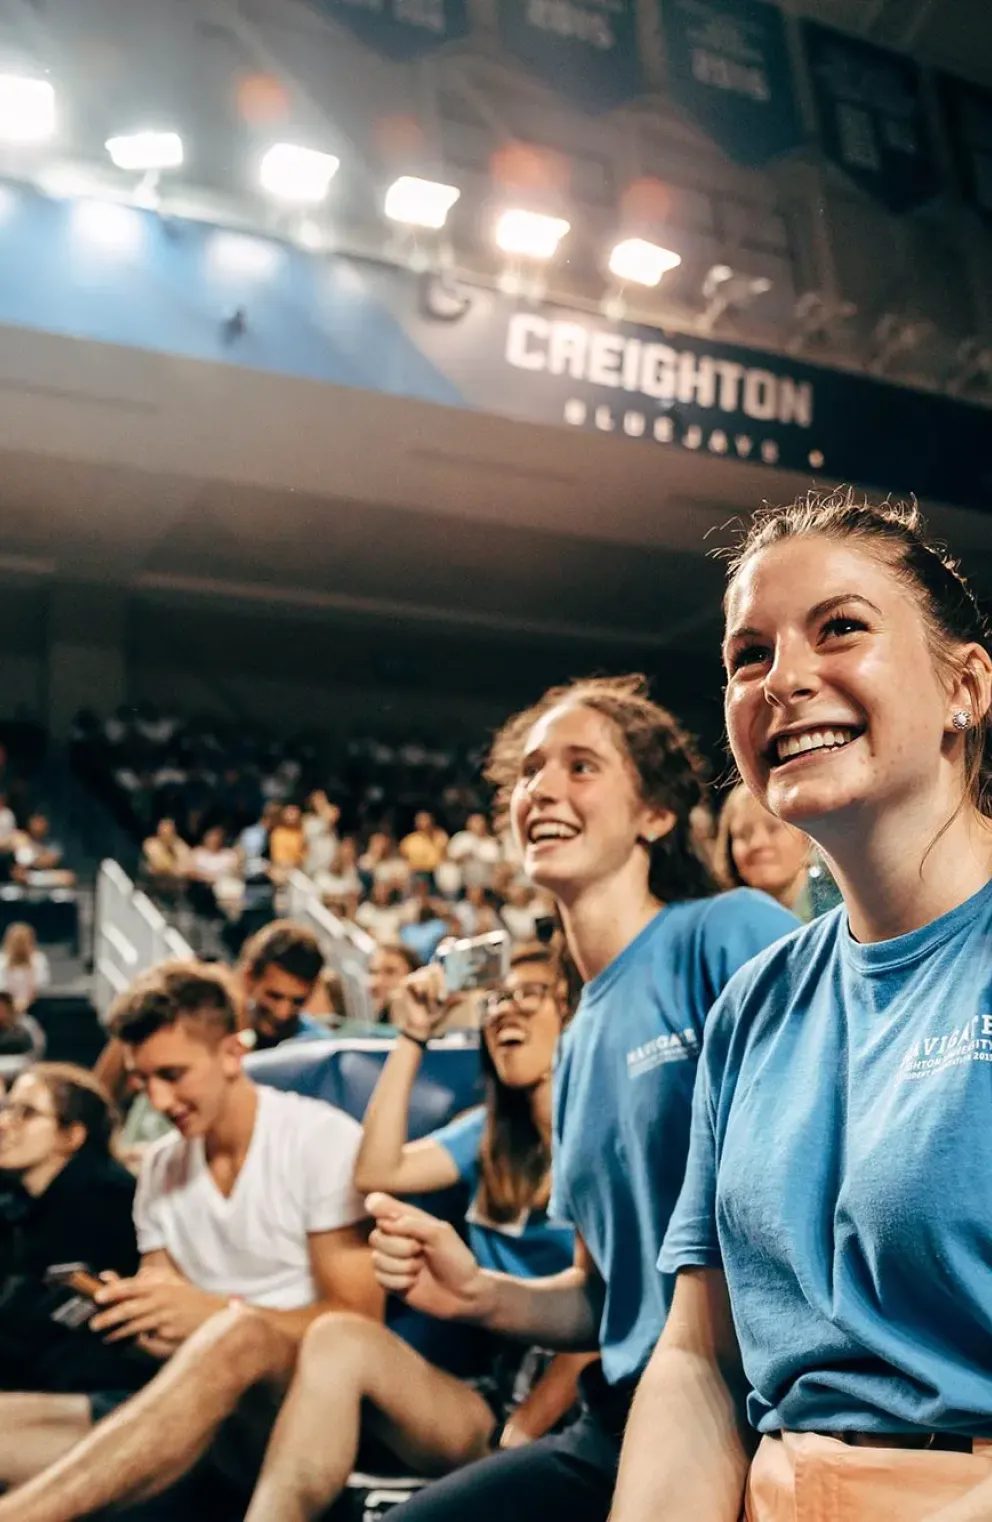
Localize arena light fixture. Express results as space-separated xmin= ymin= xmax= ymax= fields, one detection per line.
xmin=0 ymin=75 xmax=55 ymax=143
xmin=259 ymin=143 xmax=339 ymax=204
xmin=384 ymin=175 xmax=460 ymax=230
xmin=495 ymin=208 xmax=569 ymax=260
xmin=105 ymin=130 xmax=184 ymax=172
xmin=608 ymin=237 xmax=681 ymax=287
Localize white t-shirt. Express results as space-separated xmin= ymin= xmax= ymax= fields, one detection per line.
xmin=134 ymin=1085 xmax=365 ymax=1309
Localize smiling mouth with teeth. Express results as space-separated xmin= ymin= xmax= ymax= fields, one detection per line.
xmin=770 ymin=726 xmax=864 ymax=766
xmin=528 ymin=821 xmax=580 ymax=843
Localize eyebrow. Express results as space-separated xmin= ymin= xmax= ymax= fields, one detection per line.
xmin=520 ymin=742 xmax=605 ymax=765
xmin=724 ymin=593 xmax=883 ymax=652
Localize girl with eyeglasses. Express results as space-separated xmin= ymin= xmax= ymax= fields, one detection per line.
xmin=243 ymin=676 xmax=797 ymax=1522
xmin=0 ymin=1064 xmax=148 ymax=1486
xmin=239 ymin=942 xmax=585 ymax=1522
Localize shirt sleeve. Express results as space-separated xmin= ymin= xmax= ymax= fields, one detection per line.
xmin=698 ymin=889 xmax=799 ymax=1011
xmin=300 ymin=1103 xmax=367 ymax=1233
xmin=658 ymin=992 xmax=733 ymax=1275
xmin=429 ymin=1107 xmax=485 ymax=1186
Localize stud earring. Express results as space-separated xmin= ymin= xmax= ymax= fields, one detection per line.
xmin=952 ymin=709 xmax=973 ymax=731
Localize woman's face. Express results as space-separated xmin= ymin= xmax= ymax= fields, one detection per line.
xmin=727 ymin=790 xmax=809 ymax=901
xmin=0 ymin=1074 xmax=68 ymax=1175
xmin=724 ymin=537 xmax=957 ymax=835
xmin=510 ymin=703 xmax=667 ymax=896
xmin=483 ymin=960 xmax=561 ymax=1089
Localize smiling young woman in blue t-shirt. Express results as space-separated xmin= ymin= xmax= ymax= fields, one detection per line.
xmin=344 ymin=675 xmax=796 ymax=1522
xmin=613 ymin=492 xmax=992 ymax=1522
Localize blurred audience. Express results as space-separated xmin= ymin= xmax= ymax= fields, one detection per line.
xmin=400 ymin=811 xmax=449 ymax=879
xmin=0 ymin=923 xmax=51 ymax=1012
xmin=268 ymin=805 xmax=307 ymax=875
xmin=354 ymin=880 xmax=404 ymax=944
xmin=368 ymin=942 xmax=422 ymax=1022
xmin=0 ymin=991 xmax=45 ymax=1085
xmin=716 ymin=783 xmax=814 ymax=919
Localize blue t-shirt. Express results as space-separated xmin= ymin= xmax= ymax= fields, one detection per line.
xmin=552 ymin=889 xmax=798 ymax=1388
xmin=432 ymin=1107 xmax=575 ymax=1279
xmin=662 ymin=877 xmax=992 ymax=1436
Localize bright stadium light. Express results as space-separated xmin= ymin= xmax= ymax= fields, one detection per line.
xmin=259 ymin=143 xmax=339 ymax=204
xmin=608 ymin=237 xmax=681 ymax=287
xmin=0 ymin=75 xmax=55 ymax=143
xmin=384 ymin=175 xmax=460 ymax=230
xmin=105 ymin=130 xmax=183 ymax=172
xmin=495 ymin=209 xmax=569 ymax=260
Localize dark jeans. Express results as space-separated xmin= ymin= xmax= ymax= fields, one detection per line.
xmin=391 ymin=1371 xmax=633 ymax=1522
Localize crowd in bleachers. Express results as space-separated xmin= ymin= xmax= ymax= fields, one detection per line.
xmin=73 ymin=705 xmax=554 ymax=967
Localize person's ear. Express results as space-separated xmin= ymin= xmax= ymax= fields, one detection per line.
xmin=638 ymin=806 xmax=676 ymax=848
xmin=219 ymin=1032 xmax=245 ymax=1078
xmin=61 ymin=1121 xmax=87 ymax=1157
xmin=945 ymin=645 xmax=992 ymax=736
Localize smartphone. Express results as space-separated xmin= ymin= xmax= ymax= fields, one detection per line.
xmin=45 ymin=1263 xmax=104 ymax=1300
xmin=435 ymin=931 xmax=510 ymax=995
xmin=44 ymin=1262 xmax=104 ymax=1330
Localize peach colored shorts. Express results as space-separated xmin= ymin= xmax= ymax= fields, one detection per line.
xmin=745 ymin=1432 xmax=992 ymax=1522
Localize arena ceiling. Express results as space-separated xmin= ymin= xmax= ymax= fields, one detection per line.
xmin=0 ymin=324 xmax=991 ymax=677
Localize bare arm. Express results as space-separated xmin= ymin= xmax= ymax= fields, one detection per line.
xmin=96 ymin=1226 xmax=383 ymax=1349
xmin=369 ymin=1197 xmax=603 ymax=1351
xmin=501 ymin=1352 xmax=598 ymax=1447
xmin=611 ymin=1269 xmax=755 ymax=1522
xmin=255 ymin=1222 xmax=385 ymax=1342
xmin=353 ymin=1021 xmax=460 ymax=1196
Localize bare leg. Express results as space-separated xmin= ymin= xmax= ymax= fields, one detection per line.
xmin=0 ymin=1397 xmax=92 ymax=1489
xmin=245 ymin=1313 xmax=496 ymax=1522
xmin=0 ymin=1307 xmax=295 ymax=1522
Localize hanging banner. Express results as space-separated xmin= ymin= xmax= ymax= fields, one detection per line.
xmin=659 ymin=0 xmax=802 ymax=167
xmin=803 ymin=22 xmax=940 ymax=212
xmin=310 ymin=0 xmax=469 ymax=60
xmin=495 ymin=0 xmax=642 ymax=112
xmin=940 ymin=74 xmax=992 ymax=221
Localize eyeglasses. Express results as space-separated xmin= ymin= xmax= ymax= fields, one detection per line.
xmin=0 ymin=1101 xmax=56 ymax=1125
xmin=482 ymin=983 xmax=554 ymax=1024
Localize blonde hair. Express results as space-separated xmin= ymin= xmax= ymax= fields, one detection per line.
xmin=2 ymin=922 xmax=37 ymax=968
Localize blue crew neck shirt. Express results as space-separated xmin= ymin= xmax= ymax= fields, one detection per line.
xmin=662 ymin=877 xmax=992 ymax=1435
xmin=552 ymin=889 xmax=798 ymax=1388
xmin=431 ymin=1107 xmax=575 ymax=1278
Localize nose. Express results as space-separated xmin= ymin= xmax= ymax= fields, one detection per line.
xmin=763 ymin=633 xmax=819 ymax=710
xmin=146 ymin=1077 xmax=174 ymax=1115
xmin=525 ymin=758 xmax=566 ymax=804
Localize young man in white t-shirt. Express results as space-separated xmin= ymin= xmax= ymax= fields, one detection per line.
xmin=0 ymin=961 xmax=381 ymax=1522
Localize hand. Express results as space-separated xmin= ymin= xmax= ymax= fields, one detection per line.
xmin=367 ymin=1193 xmax=493 ymax=1322
xmin=91 ymin=1269 xmax=225 ymax=1345
xmin=499 ymin=1421 xmax=535 ymax=1450
xmin=389 ymin=966 xmax=449 ymax=1041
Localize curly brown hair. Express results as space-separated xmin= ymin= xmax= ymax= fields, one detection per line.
xmin=724 ymin=488 xmax=992 ymax=816
xmin=486 ymin=673 xmax=718 ymax=901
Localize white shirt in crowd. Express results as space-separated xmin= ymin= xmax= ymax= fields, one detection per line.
xmin=354 ymin=901 xmax=404 ymax=944
xmin=447 ymin=830 xmax=502 ymax=887
xmin=134 ymin=1085 xmax=365 ymax=1309
xmin=0 ymin=951 xmax=51 ymax=1009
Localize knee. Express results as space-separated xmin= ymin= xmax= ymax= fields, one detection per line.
xmin=299 ymin=1311 xmax=377 ymax=1378
xmin=210 ymin=1303 xmax=295 ymax=1383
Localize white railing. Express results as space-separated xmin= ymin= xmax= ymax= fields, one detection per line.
xmin=93 ymin=860 xmax=194 ymax=1023
xmin=285 ymin=871 xmax=375 ymax=1024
